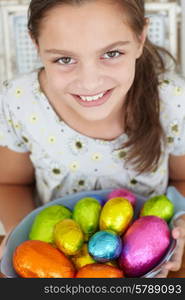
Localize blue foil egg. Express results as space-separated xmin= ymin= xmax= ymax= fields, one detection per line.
xmin=88 ymin=230 xmax=122 ymax=262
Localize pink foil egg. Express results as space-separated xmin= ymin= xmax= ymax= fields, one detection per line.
xmin=119 ymin=216 xmax=171 ymax=277
xmin=107 ymin=189 xmax=136 ymax=206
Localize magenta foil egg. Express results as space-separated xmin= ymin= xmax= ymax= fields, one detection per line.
xmin=119 ymin=216 xmax=171 ymax=277
xmin=107 ymin=189 xmax=136 ymax=206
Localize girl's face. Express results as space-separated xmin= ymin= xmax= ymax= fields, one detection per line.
xmin=37 ymin=1 xmax=146 ymax=123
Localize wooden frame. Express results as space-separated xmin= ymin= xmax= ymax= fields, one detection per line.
xmin=145 ymin=2 xmax=181 ymax=58
xmin=1 ymin=4 xmax=29 ymax=79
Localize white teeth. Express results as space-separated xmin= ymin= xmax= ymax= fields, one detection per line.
xmin=79 ymin=92 xmax=105 ymax=102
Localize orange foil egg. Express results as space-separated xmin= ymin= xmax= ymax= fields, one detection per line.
xmin=13 ymin=240 xmax=75 ymax=278
xmin=76 ymin=263 xmax=124 ymax=278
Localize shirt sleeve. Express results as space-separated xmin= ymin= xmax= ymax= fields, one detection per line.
xmin=159 ymin=73 xmax=185 ymax=156
xmin=171 ymin=118 xmax=185 ymax=156
xmin=0 ymin=92 xmax=28 ymax=153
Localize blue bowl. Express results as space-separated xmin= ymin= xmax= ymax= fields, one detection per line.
xmin=0 ymin=188 xmax=178 ymax=278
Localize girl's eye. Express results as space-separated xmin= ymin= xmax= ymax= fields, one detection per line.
xmin=55 ymin=57 xmax=76 ymax=65
xmin=102 ymin=50 xmax=123 ymax=59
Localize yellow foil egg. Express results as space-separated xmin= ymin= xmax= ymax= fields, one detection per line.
xmin=71 ymin=243 xmax=96 ymax=270
xmin=105 ymin=260 xmax=119 ymax=268
xmin=53 ymin=219 xmax=84 ymax=255
xmin=99 ymin=197 xmax=134 ymax=235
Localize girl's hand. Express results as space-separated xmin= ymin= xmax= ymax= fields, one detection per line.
xmin=0 ymin=235 xmax=7 ymax=277
xmin=0 ymin=227 xmax=14 ymax=260
xmin=0 ymin=235 xmax=8 ymax=260
xmin=155 ymin=215 xmax=185 ymax=278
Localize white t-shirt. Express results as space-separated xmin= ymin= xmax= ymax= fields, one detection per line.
xmin=0 ymin=68 xmax=185 ymax=205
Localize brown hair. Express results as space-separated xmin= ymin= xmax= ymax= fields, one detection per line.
xmin=28 ymin=0 xmax=173 ymax=173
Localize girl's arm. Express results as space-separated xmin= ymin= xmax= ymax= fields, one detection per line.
xmin=0 ymin=146 xmax=36 ymax=234
xmin=169 ymin=154 xmax=185 ymax=197
xmin=0 ymin=184 xmax=35 ymax=234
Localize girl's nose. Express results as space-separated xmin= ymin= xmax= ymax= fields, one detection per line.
xmin=76 ymin=63 xmax=104 ymax=94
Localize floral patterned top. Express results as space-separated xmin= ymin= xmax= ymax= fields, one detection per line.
xmin=0 ymin=68 xmax=185 ymax=205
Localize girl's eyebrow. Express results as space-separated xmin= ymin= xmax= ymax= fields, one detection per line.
xmin=44 ymin=41 xmax=131 ymax=56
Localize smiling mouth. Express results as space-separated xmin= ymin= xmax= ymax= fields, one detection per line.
xmin=72 ymin=88 xmax=114 ymax=107
xmin=76 ymin=91 xmax=108 ymax=102
xmin=74 ymin=89 xmax=113 ymax=101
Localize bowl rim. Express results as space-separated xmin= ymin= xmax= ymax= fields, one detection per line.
xmin=141 ymin=238 xmax=177 ymax=278
xmin=0 ymin=188 xmax=177 ymax=278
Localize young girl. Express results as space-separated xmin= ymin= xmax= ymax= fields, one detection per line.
xmin=0 ymin=0 xmax=185 ymax=277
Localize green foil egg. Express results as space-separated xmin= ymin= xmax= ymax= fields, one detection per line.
xmin=99 ymin=197 xmax=134 ymax=235
xmin=29 ymin=205 xmax=72 ymax=243
xmin=72 ymin=197 xmax=102 ymax=241
xmin=140 ymin=194 xmax=174 ymax=222
xmin=53 ymin=219 xmax=84 ymax=256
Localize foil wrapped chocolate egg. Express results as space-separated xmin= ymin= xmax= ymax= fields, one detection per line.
xmin=76 ymin=263 xmax=124 ymax=278
xmin=99 ymin=197 xmax=134 ymax=235
xmin=87 ymin=194 xmax=106 ymax=206
xmin=140 ymin=194 xmax=174 ymax=222
xmin=29 ymin=205 xmax=72 ymax=243
xmin=53 ymin=219 xmax=84 ymax=255
xmin=107 ymin=188 xmax=136 ymax=206
xmin=88 ymin=230 xmax=122 ymax=262
xmin=13 ymin=240 xmax=75 ymax=278
xmin=105 ymin=260 xmax=119 ymax=268
xmin=71 ymin=243 xmax=96 ymax=270
xmin=72 ymin=197 xmax=101 ymax=241
xmin=119 ymin=216 xmax=171 ymax=277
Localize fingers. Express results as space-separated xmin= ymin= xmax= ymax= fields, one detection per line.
xmin=173 ymin=219 xmax=185 ymax=238
xmin=172 ymin=227 xmax=180 ymax=239
xmin=165 ymin=239 xmax=185 ymax=271
xmin=155 ymin=224 xmax=185 ymax=277
xmin=0 ymin=228 xmax=14 ymax=260
xmin=173 ymin=227 xmax=185 ymax=240
xmin=165 ymin=221 xmax=185 ymax=272
xmin=155 ymin=267 xmax=169 ymax=278
xmin=0 ymin=235 xmax=8 ymax=259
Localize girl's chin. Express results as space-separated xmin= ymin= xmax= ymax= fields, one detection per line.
xmin=77 ymin=110 xmax=112 ymax=122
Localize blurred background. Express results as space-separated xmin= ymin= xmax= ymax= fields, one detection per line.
xmin=0 ymin=0 xmax=184 ymax=91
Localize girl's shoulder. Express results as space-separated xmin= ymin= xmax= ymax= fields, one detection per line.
xmin=159 ymin=71 xmax=185 ymax=116
xmin=1 ymin=69 xmax=38 ymax=106
xmin=0 ymin=70 xmax=39 ymax=153
xmin=158 ymin=72 xmax=185 ymax=102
